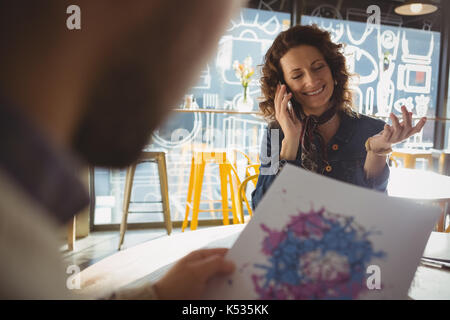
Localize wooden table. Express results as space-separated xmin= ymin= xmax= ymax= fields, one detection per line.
xmin=387 ymin=167 xmax=450 ymax=232
xmin=408 ymin=232 xmax=450 ymax=300
xmin=391 ymin=148 xmax=450 ymax=173
xmin=78 ymin=224 xmax=244 ymax=298
xmin=391 ymin=148 xmax=434 ymax=170
xmin=77 ymin=223 xmax=450 ymax=300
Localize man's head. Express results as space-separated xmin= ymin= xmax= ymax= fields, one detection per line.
xmin=0 ymin=0 xmax=242 ymax=167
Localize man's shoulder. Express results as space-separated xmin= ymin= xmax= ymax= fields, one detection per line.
xmin=0 ymin=168 xmax=73 ymax=299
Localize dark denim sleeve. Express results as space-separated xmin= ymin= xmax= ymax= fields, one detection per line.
xmin=251 ymin=126 xmax=301 ymax=210
xmin=352 ymin=117 xmax=390 ymax=193
xmin=353 ymin=161 xmax=390 ymax=193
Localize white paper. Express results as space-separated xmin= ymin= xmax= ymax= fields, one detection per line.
xmin=203 ymin=164 xmax=441 ymax=300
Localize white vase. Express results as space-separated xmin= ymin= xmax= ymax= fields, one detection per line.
xmin=237 ymin=96 xmax=254 ymax=112
xmin=236 ymin=88 xmax=254 ymax=112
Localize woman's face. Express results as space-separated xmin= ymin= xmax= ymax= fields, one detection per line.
xmin=280 ymin=44 xmax=334 ymax=116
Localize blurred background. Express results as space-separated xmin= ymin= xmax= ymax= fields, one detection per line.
xmin=89 ymin=0 xmax=449 ymax=232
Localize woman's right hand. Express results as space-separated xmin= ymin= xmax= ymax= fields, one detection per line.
xmin=275 ymin=84 xmax=302 ymax=160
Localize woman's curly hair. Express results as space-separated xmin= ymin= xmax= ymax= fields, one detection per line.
xmin=259 ymin=24 xmax=355 ymax=123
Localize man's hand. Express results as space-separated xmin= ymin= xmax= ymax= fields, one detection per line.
xmin=153 ymin=248 xmax=235 ymax=300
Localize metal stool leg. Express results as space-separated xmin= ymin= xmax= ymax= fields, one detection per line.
xmin=218 ymin=163 xmax=230 ymax=226
xmin=182 ymin=157 xmax=195 ymax=232
xmin=190 ymin=162 xmax=205 ymax=230
xmin=228 ymin=164 xmax=241 ymax=224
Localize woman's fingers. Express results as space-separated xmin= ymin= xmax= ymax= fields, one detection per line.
xmin=407 ymin=112 xmax=414 ymax=135
xmin=276 ymin=85 xmax=292 ymax=121
xmin=386 ymin=112 xmax=426 ymax=145
xmin=401 ymin=106 xmax=412 ymax=132
xmin=287 ymin=101 xmax=298 ymax=124
xmin=274 ymin=84 xmax=285 ymax=118
xmin=389 ymin=112 xmax=403 ymax=141
xmin=382 ymin=124 xmax=393 ymax=142
xmin=281 ymin=92 xmax=292 ymax=115
xmin=410 ymin=117 xmax=427 ymax=135
xmin=283 ymin=93 xmax=297 ymax=126
xmin=274 ymin=84 xmax=302 ymax=138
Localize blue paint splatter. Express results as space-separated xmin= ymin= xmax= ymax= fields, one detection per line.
xmin=252 ymin=207 xmax=385 ymax=299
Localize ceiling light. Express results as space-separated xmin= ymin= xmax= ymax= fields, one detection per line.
xmin=395 ymin=1 xmax=438 ymax=16
xmin=410 ymin=3 xmax=423 ymax=13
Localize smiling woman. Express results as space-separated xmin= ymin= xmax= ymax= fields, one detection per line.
xmin=251 ymin=24 xmax=427 ymax=210
xmin=259 ymin=24 xmax=354 ymax=121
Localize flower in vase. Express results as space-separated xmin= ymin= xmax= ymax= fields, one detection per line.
xmin=233 ymin=56 xmax=255 ymax=103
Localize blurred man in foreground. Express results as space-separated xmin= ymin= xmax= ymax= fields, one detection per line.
xmin=0 ymin=0 xmax=243 ymax=299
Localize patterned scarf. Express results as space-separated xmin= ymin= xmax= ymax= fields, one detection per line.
xmin=297 ymin=103 xmax=337 ymax=173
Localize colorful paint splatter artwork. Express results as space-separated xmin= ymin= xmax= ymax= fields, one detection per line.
xmin=251 ymin=207 xmax=385 ymax=299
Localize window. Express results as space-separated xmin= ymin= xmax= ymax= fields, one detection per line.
xmin=92 ymin=1 xmax=448 ymax=228
xmin=301 ymin=5 xmax=441 ymax=148
xmin=92 ymin=6 xmax=290 ymax=227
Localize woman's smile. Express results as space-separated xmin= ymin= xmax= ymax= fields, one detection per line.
xmin=303 ymin=85 xmax=326 ymax=96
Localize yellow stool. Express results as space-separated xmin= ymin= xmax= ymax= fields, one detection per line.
xmin=237 ymin=174 xmax=258 ymax=223
xmin=182 ymin=151 xmax=240 ymax=231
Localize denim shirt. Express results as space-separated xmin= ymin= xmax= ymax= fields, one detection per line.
xmin=251 ymin=111 xmax=390 ymax=210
